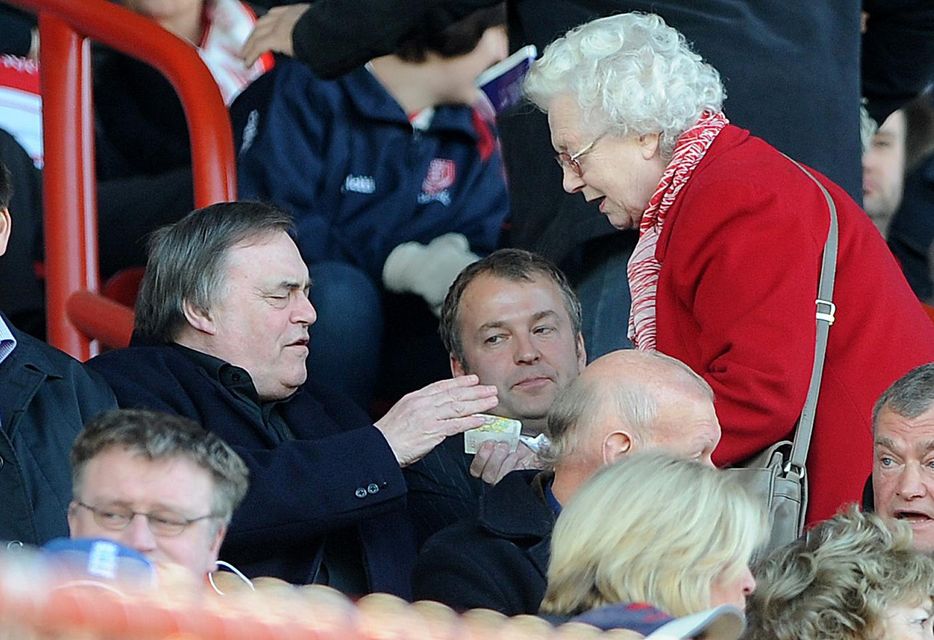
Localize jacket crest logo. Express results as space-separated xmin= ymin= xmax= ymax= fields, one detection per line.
xmin=422 ymin=159 xmax=456 ymax=195
xmin=343 ymin=174 xmax=377 ymax=194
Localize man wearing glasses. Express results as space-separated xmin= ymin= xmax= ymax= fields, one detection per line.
xmin=68 ymin=409 xmax=249 ymax=580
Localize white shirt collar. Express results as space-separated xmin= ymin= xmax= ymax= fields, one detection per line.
xmin=0 ymin=315 xmax=16 ymax=366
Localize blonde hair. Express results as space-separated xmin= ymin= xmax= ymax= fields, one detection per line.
xmin=745 ymin=506 xmax=934 ymax=640
xmin=541 ymin=452 xmax=766 ymax=617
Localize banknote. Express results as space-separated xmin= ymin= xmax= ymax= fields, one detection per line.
xmin=463 ymin=414 xmax=522 ymax=454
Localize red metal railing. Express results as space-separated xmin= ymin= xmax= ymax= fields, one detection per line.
xmin=5 ymin=0 xmax=237 ymax=359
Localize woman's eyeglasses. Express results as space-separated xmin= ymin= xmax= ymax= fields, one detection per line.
xmin=555 ymin=133 xmax=605 ymax=177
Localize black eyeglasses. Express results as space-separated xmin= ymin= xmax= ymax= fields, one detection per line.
xmin=73 ymin=501 xmax=217 ymax=537
xmin=555 ymin=133 xmax=605 ymax=177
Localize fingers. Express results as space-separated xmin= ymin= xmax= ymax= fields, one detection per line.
xmin=469 ymin=441 xmax=511 ymax=483
xmin=415 ymin=374 xmax=492 ymax=395
xmin=469 ymin=442 xmax=542 ymax=484
xmin=372 ymin=375 xmax=499 ymax=466
xmin=240 ymin=4 xmax=308 ymax=65
xmin=513 ymin=443 xmax=545 ymax=471
xmin=241 ymin=27 xmax=268 ymax=67
xmin=397 ymin=375 xmax=498 ymax=420
xmin=439 ymin=413 xmax=494 ymax=437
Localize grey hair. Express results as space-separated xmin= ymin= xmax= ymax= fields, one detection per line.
xmin=135 ymin=201 xmax=295 ymax=343
xmin=872 ymin=363 xmax=934 ymax=431
xmin=542 ymin=350 xmax=713 ymax=466
xmin=745 ymin=506 xmax=934 ymax=640
xmin=541 ymin=371 xmax=655 ymax=467
xmin=524 ymin=12 xmax=725 ymax=158
xmin=439 ymin=248 xmax=582 ymax=368
xmin=71 ymin=409 xmax=249 ymax=525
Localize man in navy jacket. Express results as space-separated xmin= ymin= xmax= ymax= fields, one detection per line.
xmin=88 ymin=201 xmax=498 ymax=596
xmin=0 ymin=161 xmax=116 ymax=547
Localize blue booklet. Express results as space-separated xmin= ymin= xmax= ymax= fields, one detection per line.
xmin=476 ymin=44 xmax=537 ymax=116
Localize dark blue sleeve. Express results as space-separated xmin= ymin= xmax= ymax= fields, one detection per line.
xmin=88 ymin=350 xmax=408 ymax=552
xmin=233 ymin=61 xmax=328 ymax=232
xmin=452 ymin=116 xmax=510 ymax=255
xmin=291 ymin=0 xmax=500 ymax=78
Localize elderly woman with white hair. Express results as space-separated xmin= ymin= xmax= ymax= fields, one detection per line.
xmin=524 ymin=12 xmax=934 ymax=525
xmin=541 ymin=452 xmax=767 ymax=638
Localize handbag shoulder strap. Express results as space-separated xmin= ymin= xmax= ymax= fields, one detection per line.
xmin=785 ymin=158 xmax=839 ymax=476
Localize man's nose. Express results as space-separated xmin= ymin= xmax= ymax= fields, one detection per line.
xmin=862 ymin=149 xmax=880 ymax=173
xmin=513 ymin=333 xmax=542 ymax=364
xmin=122 ymin=513 xmax=158 ymax=554
xmin=896 ymin=463 xmax=927 ymax=499
xmin=293 ymin=292 xmax=317 ymax=326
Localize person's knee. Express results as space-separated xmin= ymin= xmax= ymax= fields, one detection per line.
xmin=310 ymin=261 xmax=381 ymax=316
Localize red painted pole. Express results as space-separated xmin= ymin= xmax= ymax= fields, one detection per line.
xmin=5 ymin=0 xmax=237 ymax=358
xmin=39 ymin=14 xmax=97 ymax=359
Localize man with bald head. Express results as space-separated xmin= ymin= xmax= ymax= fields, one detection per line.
xmin=411 ymin=349 xmax=721 ymax=615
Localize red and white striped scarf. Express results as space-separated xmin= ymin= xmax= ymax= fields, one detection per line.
xmin=627 ymin=111 xmax=729 ymax=351
xmin=199 ymin=0 xmax=274 ymax=104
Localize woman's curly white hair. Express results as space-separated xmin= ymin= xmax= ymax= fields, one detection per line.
xmin=524 ymin=12 xmax=725 ymax=158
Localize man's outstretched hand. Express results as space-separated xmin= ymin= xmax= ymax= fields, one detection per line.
xmin=374 ymin=375 xmax=498 ymax=467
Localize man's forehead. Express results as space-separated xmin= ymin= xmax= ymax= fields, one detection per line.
xmin=651 ymin=394 xmax=718 ymax=433
xmin=875 ymin=408 xmax=934 ymax=452
xmin=653 ymin=417 xmax=718 ymax=443
xmin=82 ymin=453 xmax=215 ymax=510
xmin=464 ymin=274 xmax=567 ymax=312
xmin=86 ymin=447 xmax=209 ymax=481
xmin=223 ymin=234 xmax=309 ymax=282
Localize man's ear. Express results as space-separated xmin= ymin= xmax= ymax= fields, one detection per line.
xmin=204 ymin=522 xmax=227 ymax=574
xmin=182 ymin=299 xmax=216 ymax=335
xmin=0 ymin=207 xmax=11 ymax=257
xmin=576 ymin=333 xmax=587 ymax=372
xmin=209 ymin=523 xmax=227 ymax=559
xmin=638 ymin=132 xmax=661 ymax=160
xmin=450 ymin=355 xmax=466 ymax=378
xmin=66 ymin=501 xmax=78 ymax=535
xmin=602 ymin=430 xmax=633 ymax=465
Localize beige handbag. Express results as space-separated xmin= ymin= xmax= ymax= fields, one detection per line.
xmin=730 ymin=158 xmax=838 ymax=557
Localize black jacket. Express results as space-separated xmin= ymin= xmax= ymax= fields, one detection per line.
xmin=888 ymin=154 xmax=934 ymax=300
xmin=0 ymin=320 xmax=116 ymax=546
xmin=412 ymin=469 xmax=554 ymax=615
xmin=88 ymin=344 xmax=415 ymax=596
xmin=403 ymin=433 xmax=485 ymax=548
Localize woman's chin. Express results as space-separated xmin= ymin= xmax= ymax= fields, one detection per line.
xmin=606 ymin=214 xmax=632 ymax=230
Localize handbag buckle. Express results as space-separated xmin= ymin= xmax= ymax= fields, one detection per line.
xmin=783 ymin=460 xmax=806 ymax=480
xmin=815 ymin=298 xmax=835 ymax=325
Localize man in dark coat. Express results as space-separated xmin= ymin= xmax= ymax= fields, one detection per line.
xmin=0 ymin=161 xmax=116 ymax=547
xmin=88 ymin=201 xmax=499 ymax=597
xmin=412 ymin=349 xmax=721 ymax=614
xmin=404 ymin=249 xmax=586 ymax=547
